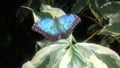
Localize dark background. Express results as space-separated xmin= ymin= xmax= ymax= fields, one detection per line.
xmin=0 ymin=0 xmax=120 ymax=68
xmin=0 ymin=0 xmax=36 ymax=68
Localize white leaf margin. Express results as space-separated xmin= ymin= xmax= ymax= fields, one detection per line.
xmin=77 ymin=43 xmax=120 ymax=67
xmin=22 ymin=40 xmax=120 ymax=68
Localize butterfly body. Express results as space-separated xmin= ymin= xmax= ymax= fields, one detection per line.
xmin=32 ymin=14 xmax=81 ymax=41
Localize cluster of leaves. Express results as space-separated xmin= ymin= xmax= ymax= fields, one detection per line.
xmin=16 ymin=0 xmax=120 ymax=68
xmin=22 ymin=39 xmax=120 ymax=68
xmin=17 ymin=0 xmax=120 ymax=46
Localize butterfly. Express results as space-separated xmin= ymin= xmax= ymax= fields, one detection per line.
xmin=32 ymin=14 xmax=81 ymax=41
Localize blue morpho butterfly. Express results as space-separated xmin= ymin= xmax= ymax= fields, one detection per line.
xmin=32 ymin=14 xmax=81 ymax=41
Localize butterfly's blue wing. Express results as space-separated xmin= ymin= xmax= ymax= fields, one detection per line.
xmin=36 ymin=19 xmax=58 ymax=35
xmin=58 ymin=14 xmax=81 ymax=39
xmin=32 ymin=18 xmax=59 ymax=41
xmin=32 ymin=14 xmax=81 ymax=41
xmin=58 ymin=14 xmax=76 ymax=32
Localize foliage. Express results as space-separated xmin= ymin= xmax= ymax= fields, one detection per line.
xmin=22 ymin=39 xmax=120 ymax=68
xmin=16 ymin=0 xmax=120 ymax=68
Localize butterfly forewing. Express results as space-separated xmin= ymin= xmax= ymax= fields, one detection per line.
xmin=58 ymin=14 xmax=81 ymax=39
xmin=32 ymin=18 xmax=59 ymax=41
xmin=58 ymin=14 xmax=76 ymax=33
xmin=37 ymin=19 xmax=58 ymax=35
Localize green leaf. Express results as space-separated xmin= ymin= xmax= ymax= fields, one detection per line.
xmin=45 ymin=47 xmax=66 ymax=68
xmin=18 ymin=4 xmax=66 ymax=24
xmin=71 ymin=0 xmax=88 ymax=14
xmin=40 ymin=4 xmax=66 ymax=18
xmin=98 ymin=23 xmax=120 ymax=36
xmin=32 ymin=4 xmax=66 ymax=23
xmin=88 ymin=0 xmax=112 ymax=24
xmin=88 ymin=0 xmax=102 ymax=24
xmin=30 ymin=40 xmax=68 ymax=68
xmin=98 ymin=13 xmax=120 ymax=36
xmin=96 ymin=0 xmax=109 ymax=8
xmin=78 ymin=43 xmax=120 ymax=68
xmin=33 ymin=11 xmax=53 ymax=21
xmin=59 ymin=45 xmax=88 ymax=68
xmin=22 ymin=40 xmax=120 ymax=68
xmin=99 ymin=1 xmax=120 ymax=16
xmin=110 ymin=13 xmax=120 ymax=23
xmin=95 ymin=54 xmax=119 ymax=68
